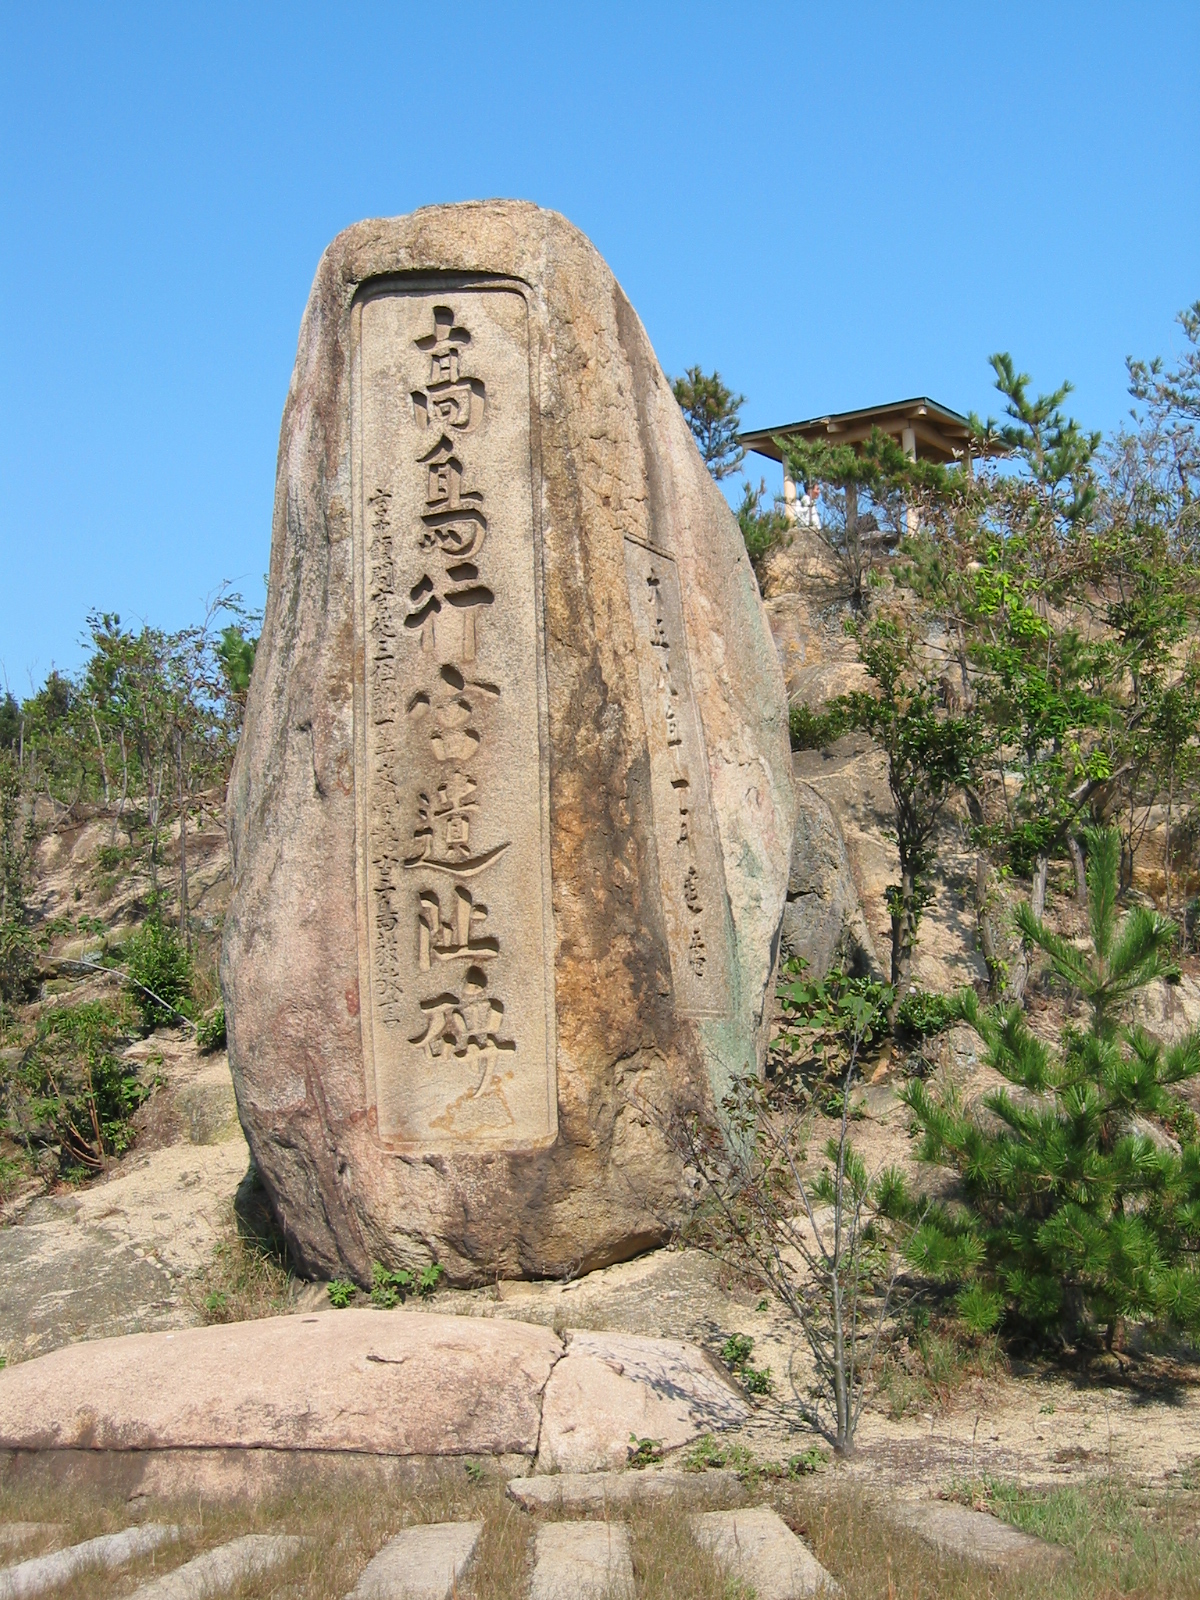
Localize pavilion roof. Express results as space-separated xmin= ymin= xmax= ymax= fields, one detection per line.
xmin=739 ymin=396 xmax=1000 ymax=467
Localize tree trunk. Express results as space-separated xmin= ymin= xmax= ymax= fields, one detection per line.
xmin=889 ymin=869 xmax=918 ymax=999
xmin=1068 ymin=836 xmax=1087 ymax=905
xmin=176 ymin=728 xmax=190 ymax=950
xmin=975 ymin=854 xmax=1002 ymax=997
xmin=1009 ymin=854 xmax=1048 ymax=1004
xmin=88 ymin=707 xmax=110 ymax=805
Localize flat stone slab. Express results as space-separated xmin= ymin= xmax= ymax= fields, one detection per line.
xmin=347 ymin=1523 xmax=482 ymax=1599
xmin=0 ymin=1523 xmax=178 ymax=1600
xmin=508 ymin=1467 xmax=742 ymax=1512
xmin=0 ymin=1310 xmax=560 ymax=1457
xmin=536 ymin=1330 xmax=749 ymax=1473
xmin=530 ymin=1522 xmax=634 ymax=1600
xmin=128 ymin=1535 xmax=303 ymax=1600
xmin=692 ymin=1508 xmax=838 ymax=1598
xmin=886 ymin=1503 xmax=1069 ymax=1570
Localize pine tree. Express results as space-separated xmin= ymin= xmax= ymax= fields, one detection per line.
xmin=902 ymin=827 xmax=1200 ymax=1347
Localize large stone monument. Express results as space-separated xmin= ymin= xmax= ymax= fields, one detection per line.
xmin=222 ymin=202 xmax=794 ymax=1282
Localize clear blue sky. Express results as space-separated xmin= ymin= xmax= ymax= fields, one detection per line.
xmin=2 ymin=2 xmax=1197 ymax=689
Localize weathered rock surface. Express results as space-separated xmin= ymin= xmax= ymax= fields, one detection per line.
xmin=530 ymin=1522 xmax=634 ymax=1600
xmin=0 ymin=1310 xmax=559 ymax=1457
xmin=780 ymin=783 xmax=879 ymax=979
xmin=507 ymin=1467 xmax=742 ymax=1511
xmin=0 ymin=1525 xmax=179 ymax=1600
xmin=692 ymin=1507 xmax=839 ymax=1597
xmin=128 ymin=1536 xmax=303 ymax=1600
xmin=222 ymin=200 xmax=793 ymax=1284
xmin=346 ymin=1524 xmax=481 ymax=1600
xmin=885 ymin=1502 xmax=1069 ymax=1570
xmin=535 ymin=1329 xmax=749 ymax=1472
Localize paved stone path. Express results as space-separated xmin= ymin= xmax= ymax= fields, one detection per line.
xmin=127 ymin=1535 xmax=303 ymax=1600
xmin=507 ymin=1467 xmax=742 ymax=1512
xmin=692 ymin=1507 xmax=839 ymax=1597
xmin=0 ymin=1524 xmax=179 ymax=1600
xmin=346 ymin=1523 xmax=483 ymax=1600
xmin=884 ymin=1501 xmax=1070 ymax=1571
xmin=530 ymin=1521 xmax=634 ymax=1600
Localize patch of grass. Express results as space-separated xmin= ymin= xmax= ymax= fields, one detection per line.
xmin=194 ymin=1002 xmax=226 ymax=1054
xmin=875 ymin=1309 xmax=1003 ymax=1419
xmin=0 ymin=1467 xmax=1196 ymax=1599
xmin=192 ymin=1214 xmax=295 ymax=1324
xmin=948 ymin=1475 xmax=1200 ymax=1595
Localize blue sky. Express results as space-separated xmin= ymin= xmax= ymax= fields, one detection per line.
xmin=2 ymin=2 xmax=1198 ymax=687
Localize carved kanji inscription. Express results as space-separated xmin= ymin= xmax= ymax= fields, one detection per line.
xmin=623 ymin=539 xmax=732 ymax=1017
xmin=353 ymin=284 xmax=555 ymax=1150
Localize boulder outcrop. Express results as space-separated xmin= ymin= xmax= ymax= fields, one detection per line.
xmin=221 ymin=202 xmax=793 ymax=1282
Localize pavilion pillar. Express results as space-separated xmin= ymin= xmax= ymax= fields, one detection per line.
xmin=901 ymin=425 xmax=918 ymax=536
xmin=782 ymin=466 xmax=798 ymax=524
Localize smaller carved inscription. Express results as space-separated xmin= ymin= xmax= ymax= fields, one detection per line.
xmin=623 ymin=539 xmax=731 ymax=1017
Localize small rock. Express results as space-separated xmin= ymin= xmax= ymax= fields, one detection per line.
xmin=886 ymin=1503 xmax=1069 ymax=1570
xmin=530 ymin=1522 xmax=634 ymax=1600
xmin=535 ymin=1329 xmax=748 ymax=1473
xmin=128 ymin=1535 xmax=303 ymax=1600
xmin=0 ymin=1523 xmax=179 ymax=1600
xmin=346 ymin=1523 xmax=482 ymax=1600
xmin=691 ymin=1507 xmax=838 ymax=1597
xmin=508 ymin=1468 xmax=741 ymax=1512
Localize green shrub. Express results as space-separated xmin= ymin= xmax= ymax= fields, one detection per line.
xmin=122 ymin=913 xmax=192 ymax=1031
xmin=195 ymin=1003 xmax=226 ymax=1054
xmin=788 ymin=701 xmax=848 ymax=751
xmin=904 ymin=828 xmax=1200 ymax=1346
xmin=720 ymin=1333 xmax=773 ymax=1394
xmin=370 ymin=1261 xmax=414 ymax=1308
xmin=327 ymin=1279 xmax=355 ymax=1309
xmin=896 ymin=988 xmax=958 ymax=1041
xmin=2 ymin=999 xmax=150 ymax=1172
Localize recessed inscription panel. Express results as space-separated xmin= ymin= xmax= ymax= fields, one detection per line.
xmin=623 ymin=539 xmax=732 ymax=1018
xmin=353 ymin=285 xmax=555 ymax=1151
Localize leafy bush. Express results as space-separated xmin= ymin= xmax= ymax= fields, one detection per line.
xmin=2 ymin=1000 xmax=150 ymax=1173
xmin=327 ymin=1279 xmax=355 ymax=1309
xmin=122 ymin=913 xmax=192 ymax=1031
xmin=195 ymin=1003 xmax=226 ymax=1054
xmin=789 ymin=701 xmax=847 ymax=751
xmin=896 ymin=988 xmax=958 ymax=1041
xmin=720 ymin=1332 xmax=773 ymax=1395
xmin=370 ymin=1261 xmax=414 ymax=1308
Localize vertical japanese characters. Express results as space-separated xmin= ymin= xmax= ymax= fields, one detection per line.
xmin=368 ymin=305 xmax=515 ymax=1101
xmin=645 ymin=565 xmax=708 ymax=980
xmin=622 ymin=539 xmax=732 ymax=1019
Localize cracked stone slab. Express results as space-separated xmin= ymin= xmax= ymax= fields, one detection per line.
xmin=128 ymin=1535 xmax=303 ymax=1600
xmin=508 ymin=1467 xmax=742 ymax=1512
xmin=346 ymin=1523 xmax=482 ymax=1599
xmin=885 ymin=1503 xmax=1070 ymax=1570
xmin=536 ymin=1329 xmax=749 ymax=1473
xmin=530 ymin=1522 xmax=634 ymax=1600
xmin=692 ymin=1508 xmax=839 ymax=1598
xmin=0 ymin=1310 xmax=560 ymax=1457
xmin=0 ymin=1523 xmax=179 ymax=1600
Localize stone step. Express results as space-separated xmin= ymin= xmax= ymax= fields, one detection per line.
xmin=346 ymin=1523 xmax=483 ymax=1600
xmin=883 ymin=1502 xmax=1070 ymax=1571
xmin=0 ymin=1523 xmax=179 ymax=1600
xmin=691 ymin=1507 xmax=839 ymax=1598
xmin=508 ymin=1466 xmax=742 ymax=1513
xmin=127 ymin=1535 xmax=303 ymax=1600
xmin=529 ymin=1522 xmax=634 ymax=1600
